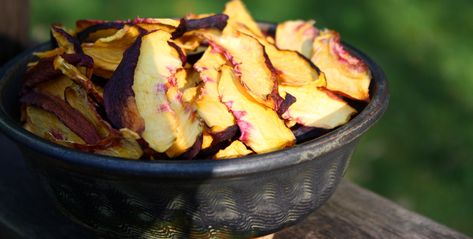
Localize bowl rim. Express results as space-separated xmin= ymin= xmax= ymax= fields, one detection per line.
xmin=0 ymin=39 xmax=389 ymax=179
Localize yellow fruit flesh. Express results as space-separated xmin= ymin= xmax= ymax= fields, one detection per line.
xmin=218 ymin=65 xmax=295 ymax=154
xmin=279 ymin=74 xmax=357 ymax=129
xmin=215 ymin=140 xmax=253 ymax=159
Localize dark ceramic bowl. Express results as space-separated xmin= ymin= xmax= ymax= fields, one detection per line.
xmin=0 ymin=24 xmax=388 ymax=238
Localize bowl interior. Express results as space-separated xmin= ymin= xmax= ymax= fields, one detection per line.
xmin=0 ymin=30 xmax=389 ymax=178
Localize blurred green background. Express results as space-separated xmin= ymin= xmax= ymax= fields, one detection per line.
xmin=30 ymin=0 xmax=473 ymax=235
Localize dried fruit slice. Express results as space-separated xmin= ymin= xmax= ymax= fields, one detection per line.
xmin=214 ymin=140 xmax=253 ymax=159
xmin=82 ymin=25 xmax=141 ymax=78
xmin=104 ymin=35 xmax=144 ymax=133
xmin=64 ymin=84 xmax=111 ymax=138
xmin=264 ymin=44 xmax=321 ymax=86
xmin=234 ymin=24 xmax=321 ymax=87
xmin=205 ymin=32 xmax=280 ymax=109
xmin=201 ymin=130 xmax=214 ymax=150
xmin=51 ymin=25 xmax=82 ymax=54
xmin=22 ymin=53 xmax=94 ymax=96
xmin=164 ymin=71 xmax=203 ymax=158
xmin=94 ymin=129 xmax=143 ymax=159
xmin=276 ymin=20 xmax=319 ymax=58
xmin=223 ymin=0 xmax=264 ymax=38
xmin=76 ymin=21 xmax=126 ymax=42
xmin=24 ymin=106 xmax=85 ymax=145
xmin=131 ymin=30 xmax=198 ymax=154
xmin=194 ymin=47 xmax=236 ymax=135
xmin=172 ymin=14 xmax=229 ymax=39
xmin=34 ymin=48 xmax=65 ymax=59
xmin=53 ymin=55 xmax=103 ymax=103
xmin=311 ymin=30 xmax=371 ymax=101
xmin=35 ymin=76 xmax=74 ymax=100
xmin=218 ymin=65 xmax=295 ymax=154
xmin=279 ymin=73 xmax=357 ymax=129
xmin=20 ymin=91 xmax=101 ymax=144
xmin=132 ymin=17 xmax=179 ymax=32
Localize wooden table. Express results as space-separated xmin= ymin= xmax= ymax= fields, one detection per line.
xmin=0 ymin=133 xmax=469 ymax=239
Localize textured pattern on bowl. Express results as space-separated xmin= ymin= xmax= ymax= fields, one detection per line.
xmin=0 ymin=25 xmax=388 ymax=238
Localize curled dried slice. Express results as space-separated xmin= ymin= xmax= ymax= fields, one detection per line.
xmin=132 ymin=17 xmax=179 ymax=32
xmin=82 ymin=25 xmax=141 ymax=78
xmin=132 ymin=31 xmax=181 ymax=152
xmin=214 ymin=140 xmax=253 ymax=159
xmin=104 ymin=35 xmax=144 ymax=133
xmin=34 ymin=48 xmax=65 ymax=59
xmin=218 ymin=65 xmax=295 ymax=154
xmin=206 ymin=32 xmax=280 ymax=109
xmin=94 ymin=129 xmax=143 ymax=160
xmin=64 ymin=84 xmax=111 ymax=138
xmin=35 ymin=76 xmax=74 ymax=100
xmin=172 ymin=14 xmax=229 ymax=39
xmin=164 ymin=71 xmax=203 ymax=158
xmin=51 ymin=25 xmax=82 ymax=54
xmin=223 ymin=0 xmax=264 ymax=38
xmin=76 ymin=21 xmax=126 ymax=42
xmin=311 ymin=30 xmax=371 ymax=101
xmin=279 ymin=73 xmax=357 ymax=129
xmin=21 ymin=91 xmax=101 ymax=144
xmin=24 ymin=106 xmax=85 ymax=145
xmin=235 ymin=23 xmax=321 ymax=87
xmin=22 ymin=53 xmax=93 ymax=95
xmin=276 ymin=20 xmax=319 ymax=58
xmin=194 ymin=47 xmax=236 ymax=136
xmin=264 ymin=44 xmax=321 ymax=86
xmin=53 ymin=55 xmax=103 ymax=103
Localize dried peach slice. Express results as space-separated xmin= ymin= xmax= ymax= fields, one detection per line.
xmin=76 ymin=20 xmax=126 ymax=42
xmin=311 ymin=30 xmax=371 ymax=101
xmin=131 ymin=31 xmax=183 ymax=152
xmin=82 ymin=25 xmax=141 ymax=78
xmin=279 ymin=73 xmax=357 ymax=129
xmin=276 ymin=20 xmax=319 ymax=58
xmin=218 ymin=65 xmax=295 ymax=154
xmin=103 ymin=34 xmax=145 ymax=133
xmin=21 ymin=91 xmax=101 ymax=144
xmin=214 ymin=140 xmax=253 ymax=159
xmin=24 ymin=106 xmax=85 ymax=145
xmin=223 ymin=0 xmax=264 ymax=38
xmin=194 ymin=47 xmax=236 ymax=135
xmin=205 ymin=31 xmax=280 ymax=109
xmin=164 ymin=70 xmax=203 ymax=158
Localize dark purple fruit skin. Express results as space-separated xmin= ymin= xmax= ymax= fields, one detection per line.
xmin=20 ymin=91 xmax=101 ymax=144
xmin=175 ymin=134 xmax=203 ymax=160
xmin=22 ymin=57 xmax=60 ymax=90
xmin=171 ymin=14 xmax=229 ymax=39
xmin=62 ymin=53 xmax=94 ymax=68
xmin=76 ymin=22 xmax=126 ymax=42
xmin=277 ymin=93 xmax=296 ymax=116
xmin=103 ymin=34 xmax=144 ymax=133
xmin=167 ymin=41 xmax=187 ymax=66
xmin=51 ymin=25 xmax=84 ymax=54
xmin=21 ymin=53 xmax=93 ymax=94
xmin=210 ymin=125 xmax=239 ymax=143
xmin=291 ymin=125 xmax=330 ymax=144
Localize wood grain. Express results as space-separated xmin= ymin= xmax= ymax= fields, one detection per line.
xmin=275 ymin=180 xmax=470 ymax=239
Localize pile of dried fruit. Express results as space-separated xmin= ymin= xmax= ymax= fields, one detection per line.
xmin=21 ymin=0 xmax=371 ymax=160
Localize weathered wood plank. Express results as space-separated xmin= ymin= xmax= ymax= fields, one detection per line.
xmin=275 ymin=180 xmax=470 ymax=239
xmin=0 ymin=133 xmax=470 ymax=239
